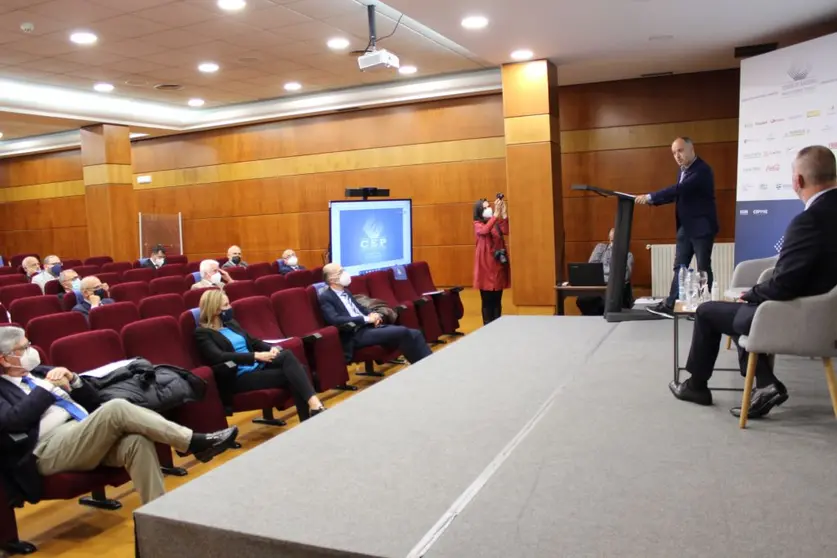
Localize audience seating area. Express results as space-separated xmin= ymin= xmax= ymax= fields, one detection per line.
xmin=0 ymin=253 xmax=464 ymax=554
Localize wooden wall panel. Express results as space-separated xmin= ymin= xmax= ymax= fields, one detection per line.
xmin=0 ymin=196 xmax=89 ymax=260
xmin=0 ymin=149 xmax=82 ymax=187
xmin=559 ymin=69 xmax=740 ymax=131
xmin=132 ymin=95 xmax=505 ymax=173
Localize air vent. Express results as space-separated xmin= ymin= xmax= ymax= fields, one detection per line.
xmin=734 ymin=43 xmax=778 ymax=59
xmin=154 ymin=83 xmax=183 ymax=91
xmin=641 ymin=71 xmax=674 ymax=78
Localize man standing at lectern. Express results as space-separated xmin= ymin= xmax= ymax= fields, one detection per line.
xmin=635 ymin=137 xmax=718 ymax=318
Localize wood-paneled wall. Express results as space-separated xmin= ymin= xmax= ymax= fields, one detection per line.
xmin=0 ymin=150 xmax=89 ymax=260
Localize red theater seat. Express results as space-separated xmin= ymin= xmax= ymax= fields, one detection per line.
xmin=406 ymin=261 xmax=463 ymax=335
xmin=0 ymin=275 xmax=26 ymax=287
xmin=149 ymin=276 xmax=188 ymax=296
xmin=255 ymin=274 xmax=288 ymax=297
xmin=185 ymin=262 xmax=200 ymax=274
xmin=110 ymin=281 xmax=150 ymax=306
xmin=165 ymin=255 xmax=188 ymax=265
xmin=84 ymin=256 xmax=113 ymax=266
xmin=224 ymin=280 xmax=257 ymax=302
xmin=390 ymin=270 xmax=443 ymax=343
xmin=73 ymin=265 xmax=101 ymax=278
xmin=0 ymin=268 xmax=20 ymax=276
xmin=230 ymin=296 xmax=310 ymax=375
xmin=350 ymin=274 xmax=370 ymax=296
xmin=9 ymin=295 xmax=62 ymax=328
xmin=365 ymin=270 xmax=423 ymax=332
xmin=157 ymin=263 xmax=185 ymax=278
xmin=247 ymin=262 xmax=273 ymax=280
xmin=101 ymin=261 xmax=133 ymax=275
xmin=285 ymin=269 xmax=313 ymax=288
xmin=89 ymin=302 xmax=140 ymax=333
xmin=139 ymin=294 xmax=186 ymax=320
xmin=50 ymin=329 xmax=125 ymax=372
xmin=96 ymin=272 xmax=122 ymax=287
xmin=9 ymin=253 xmax=38 ymax=268
xmin=183 ymin=287 xmax=216 ymax=309
xmin=62 ymin=259 xmax=83 ymax=269
xmin=0 ymin=284 xmax=41 ymax=309
xmin=43 ymin=280 xmax=62 ymax=295
xmin=26 ymin=312 xmax=89 ymax=356
xmin=123 ymin=268 xmax=156 ymax=283
xmin=225 ymin=267 xmax=249 ymax=281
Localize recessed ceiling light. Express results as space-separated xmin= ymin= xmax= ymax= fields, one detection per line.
xmin=188 ymin=98 xmax=205 ymax=107
xmin=217 ymin=0 xmax=246 ymax=11
xmin=284 ymin=82 xmax=302 ymax=91
xmin=399 ymin=65 xmax=417 ymax=75
xmin=510 ymin=49 xmax=534 ymax=61
xmin=93 ymin=82 xmax=114 ymax=92
xmin=461 ymin=16 xmax=488 ymax=30
xmin=69 ymin=31 xmax=97 ymax=45
xmin=0 ymin=132 xmax=4 ymax=140
xmin=198 ymin=62 xmax=220 ymax=73
xmin=327 ymin=37 xmax=350 ymax=50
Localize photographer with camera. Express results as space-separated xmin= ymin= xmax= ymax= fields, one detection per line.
xmin=473 ymin=195 xmax=510 ymax=325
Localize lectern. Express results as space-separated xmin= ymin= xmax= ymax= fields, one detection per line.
xmin=571 ymin=185 xmax=659 ymax=322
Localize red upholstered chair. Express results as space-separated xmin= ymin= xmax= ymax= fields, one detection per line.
xmin=270 ymin=288 xmax=352 ymax=390
xmin=0 ymin=305 xmax=9 ymax=324
xmin=350 ymin=273 xmax=370 ymax=296
xmin=183 ymin=287 xmax=216 ymax=309
xmin=84 ymin=256 xmax=113 ymax=266
xmin=89 ymin=302 xmax=141 ymax=333
xmin=285 ymin=269 xmax=312 ymax=288
xmin=73 ymin=265 xmax=101 ymax=278
xmin=62 ymin=259 xmax=83 ymax=268
xmin=101 ymin=261 xmax=133 ymax=275
xmin=0 ymin=284 xmax=41 ymax=309
xmin=123 ymin=268 xmax=156 ymax=283
xmin=406 ymin=261 xmax=463 ymax=335
xmin=217 ymin=257 xmax=229 ymax=267
xmin=9 ymin=295 xmax=62 ymax=328
xmin=50 ymin=329 xmax=125 ymax=372
xmin=255 ymin=274 xmax=288 ymax=297
xmin=185 ymin=262 xmax=200 ymax=274
xmin=26 ymin=312 xmax=89 ymax=356
xmin=9 ymin=253 xmax=38 ymax=268
xmin=225 ymin=267 xmax=249 ymax=281
xmin=177 ymin=309 xmax=292 ymax=426
xmin=139 ymin=293 xmax=186 ymax=320
xmin=225 ymin=280 xmax=257 ymax=302
xmin=149 ymin=276 xmax=188 ymax=296
xmin=165 ymin=255 xmax=188 ymax=265
xmin=157 ymin=263 xmax=185 ymax=278
xmin=96 ymin=272 xmax=122 ymax=287
xmin=365 ymin=270 xmax=422 ymax=332
xmin=110 ymin=281 xmax=150 ymax=306
xmin=0 ymin=275 xmax=26 ymax=287
xmin=391 ymin=270 xmax=443 ymax=343
xmin=61 ymin=291 xmax=80 ymax=312
xmin=43 ymin=280 xmax=62 ymax=295
xmin=246 ymin=262 xmax=272 ymax=280
xmin=0 ymin=267 xmax=20 ymax=276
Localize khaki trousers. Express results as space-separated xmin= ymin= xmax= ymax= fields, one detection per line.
xmin=34 ymin=399 xmax=193 ymax=504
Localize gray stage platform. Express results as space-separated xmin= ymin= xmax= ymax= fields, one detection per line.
xmin=134 ymin=317 xmax=837 ymax=558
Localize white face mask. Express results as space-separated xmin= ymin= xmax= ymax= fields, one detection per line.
xmin=482 ymin=208 xmax=493 ymax=219
xmin=338 ymin=271 xmax=352 ymax=287
xmin=18 ymin=347 xmax=41 ymax=372
xmin=210 ymin=271 xmax=222 ymax=285
xmin=287 ymin=256 xmax=298 ymax=266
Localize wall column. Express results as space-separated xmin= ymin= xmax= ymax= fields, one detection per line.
xmin=501 ymin=60 xmax=564 ymax=312
xmin=80 ymin=124 xmax=137 ymax=261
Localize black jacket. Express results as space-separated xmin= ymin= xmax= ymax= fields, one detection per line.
xmin=0 ymin=366 xmax=102 ymax=506
xmin=318 ymin=288 xmax=370 ymax=360
xmin=193 ymin=320 xmax=272 ymax=367
xmin=744 ymin=189 xmax=837 ymax=304
xmin=650 ymin=157 xmax=719 ymax=238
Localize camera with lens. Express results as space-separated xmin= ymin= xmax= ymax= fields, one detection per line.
xmin=496 ymin=193 xmax=505 ymax=200
xmin=494 ymin=248 xmax=509 ymax=265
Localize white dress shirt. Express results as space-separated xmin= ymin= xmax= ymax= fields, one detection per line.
xmin=1 ymin=374 xmax=88 ymax=439
xmin=805 ymin=186 xmax=837 ymax=211
xmin=31 ymin=271 xmax=56 ymax=293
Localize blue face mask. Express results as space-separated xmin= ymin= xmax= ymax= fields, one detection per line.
xmin=220 ymin=308 xmax=234 ymax=323
xmin=71 ymin=278 xmax=81 ymax=291
xmin=50 ymin=263 xmax=62 ymax=276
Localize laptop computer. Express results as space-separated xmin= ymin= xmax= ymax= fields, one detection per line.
xmin=568 ymin=262 xmax=606 ymax=286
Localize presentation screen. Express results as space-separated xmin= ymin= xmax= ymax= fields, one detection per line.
xmin=735 ymin=32 xmax=837 ymax=263
xmin=329 ymin=199 xmax=413 ymax=276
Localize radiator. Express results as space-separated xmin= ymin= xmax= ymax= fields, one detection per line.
xmin=648 ymin=242 xmax=735 ymax=298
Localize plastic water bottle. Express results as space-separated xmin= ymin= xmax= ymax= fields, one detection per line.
xmin=686 ymin=268 xmax=699 ymax=310
xmin=711 ymin=283 xmax=720 ymax=302
xmin=677 ymin=265 xmax=687 ymax=301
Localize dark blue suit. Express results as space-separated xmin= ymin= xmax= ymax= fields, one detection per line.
xmin=318 ymin=287 xmax=431 ymax=364
xmin=650 ymin=156 xmax=719 ymax=306
xmin=277 ymin=261 xmax=306 ymax=275
xmin=0 ymin=367 xmax=101 ymax=505
xmin=72 ymin=298 xmax=115 ymax=322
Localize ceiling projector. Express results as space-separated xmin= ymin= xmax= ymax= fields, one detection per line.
xmin=357 ymin=48 xmax=400 ymax=72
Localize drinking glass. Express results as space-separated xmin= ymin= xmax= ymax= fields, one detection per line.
xmin=697 ymin=271 xmax=709 ymax=304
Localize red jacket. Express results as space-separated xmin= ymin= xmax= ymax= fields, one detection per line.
xmin=473 ymin=217 xmax=510 ymax=291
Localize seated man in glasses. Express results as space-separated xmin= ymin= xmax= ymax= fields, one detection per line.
xmin=72 ymin=276 xmax=115 ymax=321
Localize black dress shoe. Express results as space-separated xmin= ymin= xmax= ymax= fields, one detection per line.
xmin=730 ymin=383 xmax=789 ymax=418
xmin=669 ymin=379 xmax=713 ymax=406
xmin=310 ymin=406 xmax=327 ymax=417
xmin=178 ymin=426 xmax=239 ymax=462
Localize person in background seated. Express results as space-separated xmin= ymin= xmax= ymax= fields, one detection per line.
xmin=191 ymin=259 xmax=234 ymax=290
xmin=141 ymin=245 xmax=167 ymax=270
xmin=576 ymin=228 xmax=635 ymax=316
xmin=31 ymin=255 xmax=62 ymax=293
xmin=222 ymin=246 xmax=247 ymax=268
xmin=0 ymin=326 xmax=238 ymax=505
xmin=72 ymin=276 xmax=114 ymax=321
xmin=277 ymin=249 xmax=305 ymax=274
xmin=194 ymin=290 xmax=325 ymax=421
xmin=319 ymin=263 xmax=432 ymax=364
xmin=21 ymin=256 xmax=41 ymax=282
xmin=670 ymin=145 xmax=837 ymax=418
xmin=56 ymin=269 xmax=80 ymax=301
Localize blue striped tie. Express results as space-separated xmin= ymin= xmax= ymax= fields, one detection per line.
xmin=22 ymin=376 xmax=88 ymax=421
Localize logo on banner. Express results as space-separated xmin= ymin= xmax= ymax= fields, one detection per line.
xmin=742 ymin=165 xmax=761 ymax=173
xmin=787 ymin=64 xmax=811 ymax=81
xmin=763 ymin=150 xmax=781 ymax=157
xmin=770 ymin=118 xmax=785 ymax=124
xmin=776 ymin=183 xmax=792 ymax=191
xmin=774 ymin=236 xmax=785 ymax=253
xmin=765 ymin=164 xmax=781 ymax=172
xmin=741 ymin=183 xmax=754 ymax=192
xmin=807 ymin=110 xmax=821 ymax=118
xmin=753 ymin=209 xmax=769 ymax=215
xmin=829 ymin=142 xmax=837 ymax=149
xmin=360 ymin=219 xmax=387 ymax=250
xmin=754 ymin=120 xmax=768 ymax=126
xmin=742 ymin=152 xmax=761 ymax=160
xmin=759 ymin=183 xmax=769 ymax=191
xmin=788 ymin=114 xmax=804 ymax=120
xmin=784 ymin=129 xmax=807 ymax=138
xmin=740 ymin=209 xmax=749 ymax=215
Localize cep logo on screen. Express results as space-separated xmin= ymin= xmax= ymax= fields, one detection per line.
xmin=360 ymin=218 xmax=387 ymax=249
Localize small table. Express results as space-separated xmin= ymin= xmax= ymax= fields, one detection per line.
xmin=554 ymin=284 xmax=608 ymax=315
xmin=673 ymin=301 xmax=740 ymax=385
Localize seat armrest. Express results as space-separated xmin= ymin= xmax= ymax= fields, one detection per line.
xmin=301 ymin=332 xmax=323 ymax=344
xmin=394 ymin=304 xmax=407 ymax=314
xmin=449 ymin=286 xmax=464 ymax=293
xmin=729 ymin=256 xmax=779 ymax=290
xmin=413 ymin=297 xmax=428 ymax=307
xmin=336 ymin=322 xmax=358 ymax=332
xmin=747 ymin=288 xmax=837 ymax=356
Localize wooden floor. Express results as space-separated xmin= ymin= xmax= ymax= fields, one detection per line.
xmin=10 ymin=287 xmax=598 ymax=557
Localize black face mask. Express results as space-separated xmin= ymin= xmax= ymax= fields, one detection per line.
xmin=231 ymin=256 xmax=241 ymax=265
xmin=93 ymin=288 xmax=107 ymax=299
xmin=220 ymin=308 xmax=234 ymax=323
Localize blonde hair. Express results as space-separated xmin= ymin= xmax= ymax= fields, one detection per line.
xmin=198 ymin=289 xmax=226 ymax=329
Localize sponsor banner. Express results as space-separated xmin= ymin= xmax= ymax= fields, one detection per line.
xmin=734 ymin=200 xmax=803 ymax=264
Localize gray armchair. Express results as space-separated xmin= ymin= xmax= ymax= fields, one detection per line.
xmin=726 ymin=264 xmax=776 ymax=350
xmin=725 ymin=256 xmax=779 ymax=301
xmin=737 ymin=284 xmax=837 ymax=428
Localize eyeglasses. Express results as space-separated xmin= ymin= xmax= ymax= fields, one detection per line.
xmin=3 ymin=341 xmax=31 ymax=356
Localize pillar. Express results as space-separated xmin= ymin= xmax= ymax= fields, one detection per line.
xmin=501 ymin=60 xmax=564 ymax=312
xmin=80 ymin=124 xmax=138 ymax=262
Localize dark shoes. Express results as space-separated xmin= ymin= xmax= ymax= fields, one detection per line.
xmin=179 ymin=426 xmax=239 ymax=462
xmin=310 ymin=406 xmax=327 ymax=417
xmin=647 ymin=302 xmax=674 ymax=319
xmin=669 ymin=379 xmax=713 ymax=406
xmin=730 ymin=382 xmax=789 ymax=419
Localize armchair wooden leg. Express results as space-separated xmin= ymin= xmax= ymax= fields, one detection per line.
xmin=726 ymin=336 xmax=732 ymax=350
xmin=822 ymin=358 xmax=837 ymax=419
xmin=739 ymin=353 xmax=758 ymax=429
